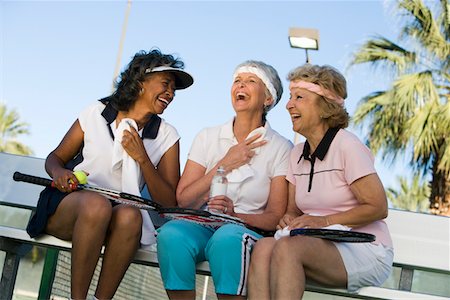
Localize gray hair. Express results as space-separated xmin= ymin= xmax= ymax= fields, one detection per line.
xmin=234 ymin=60 xmax=283 ymax=111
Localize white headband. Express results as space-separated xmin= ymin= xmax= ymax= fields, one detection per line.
xmin=233 ymin=66 xmax=278 ymax=109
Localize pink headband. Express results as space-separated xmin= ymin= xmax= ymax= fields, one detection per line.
xmin=290 ymin=80 xmax=344 ymax=106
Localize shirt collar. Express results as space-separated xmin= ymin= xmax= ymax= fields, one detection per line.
xmin=99 ymin=98 xmax=161 ymax=139
xmin=301 ymin=127 xmax=340 ymax=161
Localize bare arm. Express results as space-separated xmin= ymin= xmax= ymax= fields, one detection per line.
xmin=176 ymin=159 xmax=215 ymax=209
xmin=234 ymin=176 xmax=288 ymax=231
xmin=122 ymin=127 xmax=180 ymax=207
xmin=140 ymin=142 xmax=180 ymax=207
xmin=278 ymin=182 xmax=302 ymax=229
xmin=336 ymin=173 xmax=388 ymax=227
xmin=45 ymin=120 xmax=85 ymax=191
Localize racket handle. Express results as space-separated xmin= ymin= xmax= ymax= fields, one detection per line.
xmin=13 ymin=171 xmax=53 ymax=187
xmin=13 ymin=171 xmax=77 ymax=190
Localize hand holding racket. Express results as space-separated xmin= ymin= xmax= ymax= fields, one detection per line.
xmin=13 ymin=171 xmax=161 ymax=211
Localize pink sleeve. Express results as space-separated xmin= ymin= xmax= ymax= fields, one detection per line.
xmin=343 ymin=138 xmax=376 ymax=184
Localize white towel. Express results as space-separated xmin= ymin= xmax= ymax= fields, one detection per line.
xmin=112 ymin=118 xmax=156 ymax=248
xmin=226 ymin=127 xmax=266 ymax=183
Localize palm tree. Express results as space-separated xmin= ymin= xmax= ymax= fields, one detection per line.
xmin=387 ymin=174 xmax=430 ymax=213
xmin=0 ymin=103 xmax=33 ymax=155
xmin=349 ymin=0 xmax=450 ymax=215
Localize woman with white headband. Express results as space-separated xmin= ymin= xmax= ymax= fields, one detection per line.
xmin=248 ymin=64 xmax=393 ymax=299
xmin=157 ymin=60 xmax=293 ymax=299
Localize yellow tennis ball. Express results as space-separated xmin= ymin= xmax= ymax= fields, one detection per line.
xmin=73 ymin=170 xmax=88 ymax=184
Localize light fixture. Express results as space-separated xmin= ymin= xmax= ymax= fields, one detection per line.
xmin=288 ymin=27 xmax=319 ymax=63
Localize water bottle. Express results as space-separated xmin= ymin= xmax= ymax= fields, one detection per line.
xmin=208 ymin=166 xmax=228 ymax=213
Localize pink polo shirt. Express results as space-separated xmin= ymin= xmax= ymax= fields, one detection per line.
xmin=286 ymin=129 xmax=392 ymax=247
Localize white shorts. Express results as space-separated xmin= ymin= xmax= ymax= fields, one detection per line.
xmin=334 ymin=242 xmax=394 ymax=292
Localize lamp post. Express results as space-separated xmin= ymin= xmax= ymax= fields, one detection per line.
xmin=288 ymin=27 xmax=319 ymax=144
xmin=288 ymin=27 xmax=319 ymax=63
xmin=112 ymin=0 xmax=132 ymax=91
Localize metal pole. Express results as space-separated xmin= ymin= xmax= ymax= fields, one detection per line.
xmin=201 ymin=276 xmax=209 ymax=300
xmin=112 ymin=0 xmax=132 ymax=91
xmin=294 ymin=51 xmax=310 ymax=144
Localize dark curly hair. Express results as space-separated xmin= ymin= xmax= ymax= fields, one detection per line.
xmin=110 ymin=49 xmax=186 ymax=111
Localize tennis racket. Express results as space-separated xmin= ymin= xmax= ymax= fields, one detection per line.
xmin=289 ymin=228 xmax=375 ymax=243
xmin=13 ymin=171 xmax=161 ymax=211
xmin=159 ymin=207 xmax=274 ymax=237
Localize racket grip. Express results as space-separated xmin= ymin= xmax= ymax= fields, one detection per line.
xmin=13 ymin=171 xmax=78 ymax=190
xmin=13 ymin=171 xmax=53 ymax=187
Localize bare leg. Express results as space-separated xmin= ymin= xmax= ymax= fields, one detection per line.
xmin=247 ymin=237 xmax=277 ymax=300
xmin=95 ymin=205 xmax=142 ymax=299
xmin=270 ymin=236 xmax=347 ymax=300
xmin=46 ymin=191 xmax=112 ymax=300
xmin=167 ymin=290 xmax=195 ymax=300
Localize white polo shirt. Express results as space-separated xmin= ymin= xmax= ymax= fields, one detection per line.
xmin=74 ymin=101 xmax=180 ymax=192
xmin=188 ymin=119 xmax=293 ymax=214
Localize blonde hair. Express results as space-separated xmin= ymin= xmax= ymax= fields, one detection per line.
xmin=287 ymin=64 xmax=349 ymax=128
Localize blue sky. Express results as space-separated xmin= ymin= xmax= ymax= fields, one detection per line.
xmin=1 ymin=0 xmax=412 ymax=190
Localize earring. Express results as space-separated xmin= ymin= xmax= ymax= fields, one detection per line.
xmin=139 ymin=88 xmax=145 ymax=95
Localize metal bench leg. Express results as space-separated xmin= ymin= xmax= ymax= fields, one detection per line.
xmin=0 ymin=251 xmax=21 ymax=300
xmin=398 ymin=267 xmax=414 ymax=291
xmin=38 ymin=248 xmax=60 ymax=299
xmin=0 ymin=239 xmax=32 ymax=300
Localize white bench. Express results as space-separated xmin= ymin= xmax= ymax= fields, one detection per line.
xmin=1 ymin=152 xmax=449 ymax=299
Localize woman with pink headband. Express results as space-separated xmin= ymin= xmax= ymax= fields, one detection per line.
xmin=248 ymin=64 xmax=393 ymax=299
xmin=157 ymin=60 xmax=293 ymax=299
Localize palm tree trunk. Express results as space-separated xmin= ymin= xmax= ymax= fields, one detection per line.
xmin=429 ymin=155 xmax=450 ymax=216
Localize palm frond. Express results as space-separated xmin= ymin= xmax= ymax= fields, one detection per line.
xmin=1 ymin=141 xmax=33 ymax=155
xmin=406 ymin=101 xmax=441 ymax=166
xmin=393 ymin=70 xmax=440 ymax=103
xmin=0 ymin=103 xmax=32 ymax=155
xmin=349 ymin=36 xmax=416 ymax=75
xmin=352 ymin=90 xmax=407 ymax=158
xmin=399 ymin=0 xmax=450 ymax=62
xmin=387 ymin=174 xmax=430 ymax=212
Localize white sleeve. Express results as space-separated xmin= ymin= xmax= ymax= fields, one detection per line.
xmin=187 ymin=128 xmax=208 ymax=167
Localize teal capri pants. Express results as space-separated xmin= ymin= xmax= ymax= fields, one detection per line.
xmin=156 ymin=220 xmax=262 ymax=296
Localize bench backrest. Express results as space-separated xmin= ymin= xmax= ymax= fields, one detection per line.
xmin=385 ymin=208 xmax=449 ymax=272
xmin=0 ymin=152 xmax=47 ymax=209
xmin=1 ymin=152 xmax=449 ymax=274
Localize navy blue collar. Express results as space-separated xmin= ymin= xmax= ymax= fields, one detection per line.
xmin=298 ymin=127 xmax=340 ymax=192
xmin=99 ymin=98 xmax=161 ymax=140
xmin=300 ymin=127 xmax=340 ymax=163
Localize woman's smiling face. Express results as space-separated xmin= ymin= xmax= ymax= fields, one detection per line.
xmin=286 ymin=82 xmax=323 ymax=136
xmin=140 ymin=72 xmax=176 ymax=114
xmin=231 ymin=72 xmax=271 ymax=114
